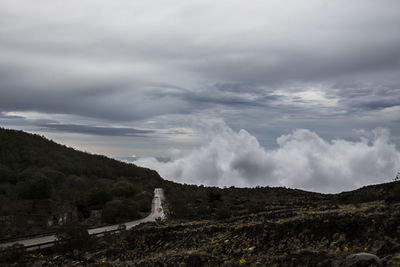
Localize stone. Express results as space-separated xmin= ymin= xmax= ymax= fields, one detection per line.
xmin=72 ymin=249 xmax=81 ymax=259
xmin=342 ymin=253 xmax=383 ymax=267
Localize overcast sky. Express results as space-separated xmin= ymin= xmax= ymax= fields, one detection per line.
xmin=1 ymin=0 xmax=400 ymax=192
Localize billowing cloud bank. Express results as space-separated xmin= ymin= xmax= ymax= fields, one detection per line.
xmin=135 ymin=120 xmax=400 ymax=193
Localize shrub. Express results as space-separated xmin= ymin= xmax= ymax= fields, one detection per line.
xmin=170 ymin=198 xmax=188 ymax=219
xmin=55 ymin=223 xmax=94 ymax=252
xmin=17 ymin=175 xmax=52 ymax=199
xmin=248 ymin=202 xmax=265 ymax=214
xmin=88 ymin=187 xmax=112 ymax=207
xmin=111 ymin=181 xmax=138 ymax=197
xmin=138 ymin=198 xmax=151 ymax=212
xmin=102 ymin=199 xmax=139 ymax=224
xmin=216 ymin=204 xmax=231 ymax=220
xmin=393 ymin=184 xmax=400 ymax=202
xmin=208 ymin=191 xmax=222 ymax=203
xmin=349 ymin=190 xmax=379 ymax=203
xmin=0 ymin=243 xmax=25 ymax=263
xmin=0 ymin=164 xmax=15 ymax=184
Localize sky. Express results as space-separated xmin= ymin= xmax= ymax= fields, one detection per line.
xmin=1 ymin=0 xmax=400 ymax=193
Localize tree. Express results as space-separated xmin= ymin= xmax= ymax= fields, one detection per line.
xmin=17 ymin=175 xmax=52 ymax=199
xmin=0 ymin=164 xmax=15 ymax=183
xmin=170 ymin=198 xmax=188 ymax=219
xmin=102 ymin=199 xmax=139 ymax=224
xmin=88 ymin=187 xmax=112 ymax=207
xmin=111 ymin=180 xmax=138 ymax=197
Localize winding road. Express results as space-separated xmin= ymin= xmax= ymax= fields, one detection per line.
xmin=0 ymin=188 xmax=165 ymax=250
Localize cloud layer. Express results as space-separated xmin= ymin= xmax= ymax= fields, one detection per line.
xmin=135 ymin=120 xmax=400 ymax=193
xmin=1 ymin=0 xmax=399 ymax=160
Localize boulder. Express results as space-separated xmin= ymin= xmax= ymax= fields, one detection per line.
xmin=342 ymin=253 xmax=383 ymax=267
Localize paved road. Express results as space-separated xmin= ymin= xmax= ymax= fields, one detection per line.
xmin=0 ymin=188 xmax=165 ymax=250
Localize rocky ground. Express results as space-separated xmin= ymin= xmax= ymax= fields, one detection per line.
xmin=5 ymin=200 xmax=400 ymax=266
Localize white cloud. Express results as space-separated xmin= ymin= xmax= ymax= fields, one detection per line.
xmin=135 ymin=119 xmax=400 ymax=193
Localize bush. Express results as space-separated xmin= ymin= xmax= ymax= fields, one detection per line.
xmin=208 ymin=191 xmax=222 ymax=203
xmin=0 ymin=243 xmax=25 ymax=263
xmin=393 ymin=184 xmax=400 ymax=202
xmin=0 ymin=164 xmax=15 ymax=184
xmin=248 ymin=202 xmax=265 ymax=214
xmin=170 ymin=198 xmax=188 ymax=219
xmin=102 ymin=199 xmax=139 ymax=224
xmin=138 ymin=198 xmax=151 ymax=212
xmin=216 ymin=204 xmax=231 ymax=220
xmin=348 ymin=190 xmax=379 ymax=204
xmin=88 ymin=187 xmax=112 ymax=207
xmin=17 ymin=175 xmax=52 ymax=199
xmin=55 ymin=223 xmax=94 ymax=252
xmin=111 ymin=181 xmax=138 ymax=197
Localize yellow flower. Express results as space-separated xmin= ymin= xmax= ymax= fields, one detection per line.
xmin=371 ymin=219 xmax=375 ymax=224
xmin=344 ymin=246 xmax=349 ymax=252
xmin=364 ymin=247 xmax=368 ymax=251
xmin=239 ymin=258 xmax=246 ymax=265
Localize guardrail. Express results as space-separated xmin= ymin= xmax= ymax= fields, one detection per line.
xmin=0 ymin=222 xmax=119 ymax=244
xmin=0 ymin=228 xmax=123 ymax=253
xmin=0 ymin=231 xmax=57 ymax=244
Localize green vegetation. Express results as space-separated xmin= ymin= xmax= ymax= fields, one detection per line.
xmin=55 ymin=224 xmax=95 ymax=252
xmin=0 ymin=128 xmax=163 ymax=238
xmin=17 ymin=175 xmax=52 ymax=199
xmin=102 ymin=199 xmax=139 ymax=224
xmin=163 ymin=179 xmax=400 ymax=221
xmin=162 ymin=182 xmax=329 ymax=220
xmin=0 ymin=244 xmax=26 ymax=263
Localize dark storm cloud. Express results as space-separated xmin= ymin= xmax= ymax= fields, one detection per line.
xmin=0 ymin=0 xmax=400 ymax=154
xmin=359 ymin=99 xmax=400 ymax=111
xmin=0 ymin=73 xmax=193 ymax=122
xmin=39 ymin=123 xmax=153 ymax=137
xmin=1 ymin=0 xmax=400 ymax=123
xmin=331 ymin=83 xmax=400 ymax=114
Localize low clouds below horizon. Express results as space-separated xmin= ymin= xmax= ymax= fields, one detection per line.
xmin=134 ymin=120 xmax=400 ymax=193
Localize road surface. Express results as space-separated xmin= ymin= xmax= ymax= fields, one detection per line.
xmin=0 ymin=188 xmax=165 ymax=250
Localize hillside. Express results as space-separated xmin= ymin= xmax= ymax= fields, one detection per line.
xmin=0 ymin=128 xmax=164 ymax=238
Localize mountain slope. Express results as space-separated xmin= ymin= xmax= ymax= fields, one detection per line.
xmin=0 ymin=127 xmax=164 ymax=238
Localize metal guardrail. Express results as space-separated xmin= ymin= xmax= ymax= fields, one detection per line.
xmin=0 ymin=228 xmax=123 ymax=253
xmin=0 ymin=231 xmax=57 ymax=244
xmin=0 ymin=222 xmax=118 ymax=244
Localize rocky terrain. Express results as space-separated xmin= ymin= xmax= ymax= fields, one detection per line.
xmin=5 ymin=199 xmax=400 ymax=266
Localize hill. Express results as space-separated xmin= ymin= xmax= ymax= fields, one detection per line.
xmin=0 ymin=127 xmax=164 ymax=238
